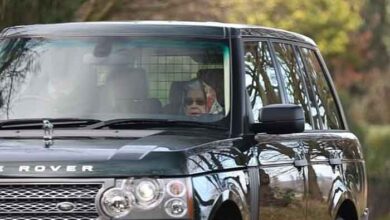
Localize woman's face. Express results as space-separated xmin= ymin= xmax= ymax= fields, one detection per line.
xmin=184 ymin=89 xmax=207 ymax=116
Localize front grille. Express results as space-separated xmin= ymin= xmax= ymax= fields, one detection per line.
xmin=0 ymin=183 xmax=103 ymax=220
xmin=0 ymin=213 xmax=98 ymax=220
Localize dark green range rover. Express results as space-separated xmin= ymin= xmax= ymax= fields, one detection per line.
xmin=0 ymin=22 xmax=368 ymax=220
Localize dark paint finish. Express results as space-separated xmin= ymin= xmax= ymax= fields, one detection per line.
xmin=306 ymin=132 xmax=366 ymax=220
xmin=0 ymin=22 xmax=228 ymax=39
xmin=240 ymin=28 xmax=315 ymax=45
xmin=0 ymin=21 xmax=316 ymax=46
xmin=183 ymin=131 xmax=365 ymax=220
xmin=0 ymin=129 xmax=239 ymax=177
xmin=0 ymin=127 xmax=367 ymax=219
xmin=254 ymin=133 xmax=307 ymax=220
xmin=192 ymin=170 xmax=250 ymax=220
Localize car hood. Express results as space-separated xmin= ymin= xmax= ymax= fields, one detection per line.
xmin=0 ymin=129 xmax=239 ymax=177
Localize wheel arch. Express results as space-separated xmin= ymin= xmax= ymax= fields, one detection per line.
xmin=333 ymin=191 xmax=359 ymax=220
xmin=208 ymin=189 xmax=249 ymax=220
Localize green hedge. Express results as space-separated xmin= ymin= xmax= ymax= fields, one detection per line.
xmin=365 ymin=125 xmax=390 ymax=177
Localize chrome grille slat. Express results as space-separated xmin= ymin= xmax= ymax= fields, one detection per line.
xmin=0 ymin=200 xmax=96 ymax=213
xmin=0 ymin=183 xmax=103 ymax=219
xmin=0 ymin=184 xmax=99 ymax=199
xmin=0 ymin=213 xmax=99 ymax=220
xmin=0 ymin=197 xmax=95 ymax=200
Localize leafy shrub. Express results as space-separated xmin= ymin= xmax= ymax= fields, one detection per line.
xmin=365 ymin=125 xmax=390 ymax=177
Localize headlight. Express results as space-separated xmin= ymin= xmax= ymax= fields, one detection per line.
xmin=101 ymin=188 xmax=133 ymax=218
xmin=100 ymin=178 xmax=190 ymax=219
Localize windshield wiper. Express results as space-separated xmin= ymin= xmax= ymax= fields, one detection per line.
xmin=0 ymin=118 xmax=102 ymax=129
xmin=84 ymin=118 xmax=227 ymax=130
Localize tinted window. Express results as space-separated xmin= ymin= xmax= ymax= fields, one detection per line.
xmin=301 ymin=48 xmax=342 ymax=129
xmin=295 ymin=48 xmax=322 ymax=129
xmin=272 ymin=43 xmax=313 ymax=129
xmin=244 ymin=41 xmax=282 ymax=122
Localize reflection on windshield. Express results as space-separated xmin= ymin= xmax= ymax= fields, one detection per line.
xmin=0 ymin=37 xmax=230 ymax=123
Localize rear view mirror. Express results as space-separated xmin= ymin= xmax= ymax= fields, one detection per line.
xmin=94 ymin=38 xmax=112 ymax=57
xmin=258 ymin=104 xmax=305 ymax=134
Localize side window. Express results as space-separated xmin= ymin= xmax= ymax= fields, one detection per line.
xmin=272 ymin=43 xmax=313 ymax=129
xmin=244 ymin=41 xmax=282 ymax=122
xmin=300 ymin=48 xmax=343 ymax=129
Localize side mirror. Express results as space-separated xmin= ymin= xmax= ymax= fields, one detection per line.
xmin=258 ymin=104 xmax=305 ymax=134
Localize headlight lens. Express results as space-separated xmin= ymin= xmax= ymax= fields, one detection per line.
xmin=136 ymin=180 xmax=156 ymax=201
xmin=164 ymin=198 xmax=188 ymax=218
xmin=127 ymin=178 xmax=164 ymax=209
xmin=166 ymin=180 xmax=186 ymax=197
xmin=101 ymin=188 xmax=133 ymax=218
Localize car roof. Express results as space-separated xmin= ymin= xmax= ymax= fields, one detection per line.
xmin=0 ymin=21 xmax=316 ymax=46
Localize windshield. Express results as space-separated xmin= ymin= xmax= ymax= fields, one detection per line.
xmin=0 ymin=36 xmax=230 ymax=124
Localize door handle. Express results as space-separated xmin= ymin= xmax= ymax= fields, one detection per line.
xmin=329 ymin=149 xmax=342 ymax=166
xmin=294 ymin=148 xmax=308 ymax=167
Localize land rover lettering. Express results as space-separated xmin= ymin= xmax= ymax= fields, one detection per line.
xmin=17 ymin=165 xmax=94 ymax=172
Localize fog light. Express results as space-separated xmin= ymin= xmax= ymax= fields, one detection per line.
xmin=101 ymin=188 xmax=133 ymax=218
xmin=164 ymin=198 xmax=187 ymax=218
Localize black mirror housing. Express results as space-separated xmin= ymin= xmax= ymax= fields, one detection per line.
xmin=258 ymin=104 xmax=305 ymax=134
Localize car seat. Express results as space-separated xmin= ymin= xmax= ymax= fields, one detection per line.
xmin=106 ymin=67 xmax=162 ymax=114
xmin=162 ymin=81 xmax=187 ymax=114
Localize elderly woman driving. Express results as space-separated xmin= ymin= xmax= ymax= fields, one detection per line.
xmin=183 ymin=80 xmax=207 ymax=116
xmin=183 ymin=79 xmax=223 ymax=117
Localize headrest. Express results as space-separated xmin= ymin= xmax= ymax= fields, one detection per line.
xmin=169 ymin=81 xmax=187 ymax=104
xmin=197 ymin=68 xmax=224 ymax=104
xmin=108 ymin=67 xmax=148 ymax=99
